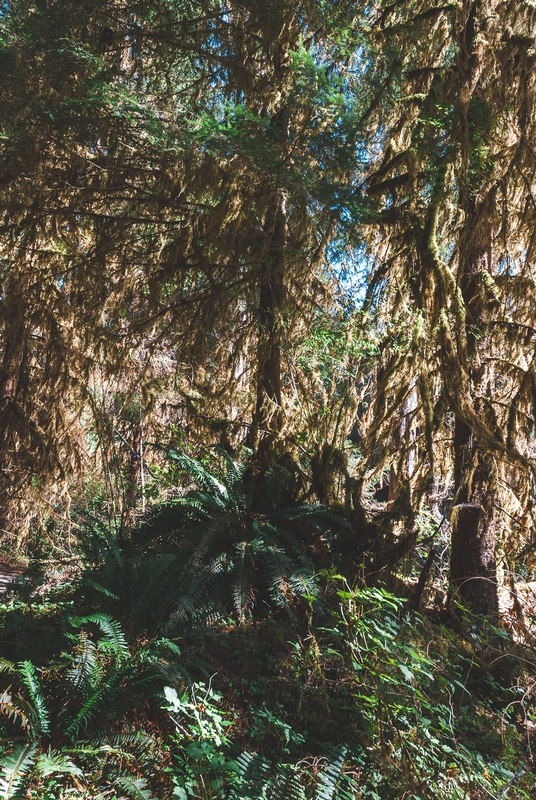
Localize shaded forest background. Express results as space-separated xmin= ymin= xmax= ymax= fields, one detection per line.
xmin=1 ymin=0 xmax=536 ymax=798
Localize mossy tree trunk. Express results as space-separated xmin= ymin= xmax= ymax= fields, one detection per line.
xmin=251 ymin=189 xmax=286 ymax=468
xmin=450 ymin=237 xmax=499 ymax=615
xmin=0 ymin=278 xmax=27 ymax=475
xmin=448 ymin=1 xmax=500 ymax=616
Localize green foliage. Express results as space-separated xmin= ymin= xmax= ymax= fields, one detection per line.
xmin=314 ymin=746 xmax=347 ymax=800
xmin=123 ymin=447 xmax=341 ymax=623
xmin=1 ymin=560 xmax=536 ymax=799
xmin=17 ymin=662 xmax=49 ymax=738
xmin=163 ymin=682 xmax=357 ymax=800
xmin=69 ymin=614 xmax=129 ymax=660
xmin=115 ymin=775 xmax=157 ymax=800
xmin=0 ymin=600 xmax=186 ymax=796
xmin=34 ymin=753 xmax=82 ymax=779
xmin=314 ymin=578 xmax=535 ymax=799
xmin=0 ymin=743 xmax=37 ymax=800
xmin=59 ymin=615 xmax=181 ymax=742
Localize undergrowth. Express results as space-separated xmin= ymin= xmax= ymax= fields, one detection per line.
xmin=0 ymin=571 xmax=535 ymax=798
xmin=0 ymin=454 xmax=533 ymax=797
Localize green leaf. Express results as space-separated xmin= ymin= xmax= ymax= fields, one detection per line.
xmin=18 ymin=662 xmax=50 ymax=737
xmin=36 ymin=752 xmax=82 ymax=778
xmin=115 ymin=775 xmax=156 ymax=800
xmin=0 ymin=743 xmax=37 ymax=799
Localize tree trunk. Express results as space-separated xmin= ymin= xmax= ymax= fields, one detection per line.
xmin=119 ymin=420 xmax=143 ymax=540
xmin=448 ymin=1 xmax=499 ymax=617
xmin=388 ymin=382 xmax=417 ymax=509
xmin=0 ymin=278 xmax=27 ymax=538
xmin=449 ymin=242 xmax=498 ymax=616
xmin=450 ymin=420 xmax=498 ymax=615
xmin=0 ymin=279 xmax=27 ymax=475
xmin=250 ymin=190 xmax=286 ymax=467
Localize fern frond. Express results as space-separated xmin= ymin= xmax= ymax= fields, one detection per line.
xmin=94 ymin=526 xmax=126 ymax=571
xmin=88 ymin=729 xmax=155 ymax=750
xmin=36 ymin=752 xmax=82 ymax=778
xmin=192 ymin=512 xmax=238 ymax=562
xmin=67 ymin=633 xmax=100 ymax=692
xmin=275 ymin=503 xmax=332 ymax=521
xmin=174 ymin=557 xmax=227 ymax=620
xmin=148 ymin=663 xmax=187 ymax=691
xmin=287 ymin=570 xmax=318 ymax=599
xmin=115 ymin=774 xmax=156 ymax=800
xmin=0 ymin=692 xmax=29 ymax=731
xmin=271 ymin=767 xmax=306 ymax=800
xmin=17 ymin=662 xmax=50 ymax=737
xmin=185 ymin=490 xmax=228 ymax=514
xmin=70 ymin=614 xmax=129 ymax=658
xmin=64 ymin=659 xmax=146 ymax=741
xmin=214 ymin=445 xmax=250 ymax=496
xmin=153 ymin=638 xmax=181 ymax=658
xmin=156 ymin=447 xmax=229 ymax=499
xmin=314 ymin=745 xmax=347 ymax=800
xmin=0 ymin=743 xmax=37 ymax=800
xmin=231 ymin=542 xmax=254 ymax=621
xmin=139 ymin=637 xmax=186 ymax=687
xmin=285 ymin=773 xmax=307 ymax=800
xmin=83 ymin=579 xmax=119 ymax=600
xmin=132 ymin=499 xmax=203 ymax=548
xmin=0 ymin=659 xmax=16 ymax=675
xmin=271 ymin=525 xmax=313 ymax=562
xmin=234 ymin=751 xmax=271 ymax=793
xmin=65 ymin=687 xmax=104 ymax=740
xmin=262 ymin=546 xmax=295 ymax=606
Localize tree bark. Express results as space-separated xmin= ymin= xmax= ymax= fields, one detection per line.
xmin=250 ymin=189 xmax=286 ymax=467
xmin=450 ymin=421 xmax=498 ymax=615
xmin=450 ymin=242 xmax=498 ymax=616
xmin=0 ymin=279 xmax=27 ymax=476
xmin=448 ymin=0 xmax=499 ymax=617
xmin=119 ymin=420 xmax=143 ymax=540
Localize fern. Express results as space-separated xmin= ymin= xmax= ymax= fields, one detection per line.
xmin=64 ymin=662 xmax=132 ymax=741
xmin=229 ymin=749 xmax=351 ymax=800
xmin=315 ymin=745 xmax=347 ymax=800
xmin=84 ymin=578 xmax=119 ymax=600
xmin=17 ymin=662 xmax=50 ymax=737
xmin=36 ymin=752 xmax=82 ymax=778
xmin=262 ymin=545 xmax=299 ymax=608
xmin=173 ymin=556 xmax=227 ymax=621
xmin=96 ymin=447 xmax=345 ymax=624
xmin=115 ymin=774 xmax=156 ymax=800
xmin=231 ymin=541 xmax=254 ymax=620
xmin=270 ymin=768 xmax=306 ymax=800
xmin=70 ymin=614 xmax=129 ymax=658
xmin=261 ymin=465 xmax=290 ymax=512
xmin=233 ymin=751 xmax=271 ymax=798
xmin=0 ymin=743 xmax=37 ymax=799
xmin=67 ymin=632 xmax=101 ymax=692
xmin=159 ymin=447 xmax=229 ymax=499
xmin=217 ymin=446 xmax=250 ymax=502
xmin=88 ymin=729 xmax=156 ymax=750
xmin=0 ymin=692 xmax=29 ymax=732
xmin=231 ymin=753 xmax=310 ymax=800
xmin=64 ymin=685 xmax=107 ymax=740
